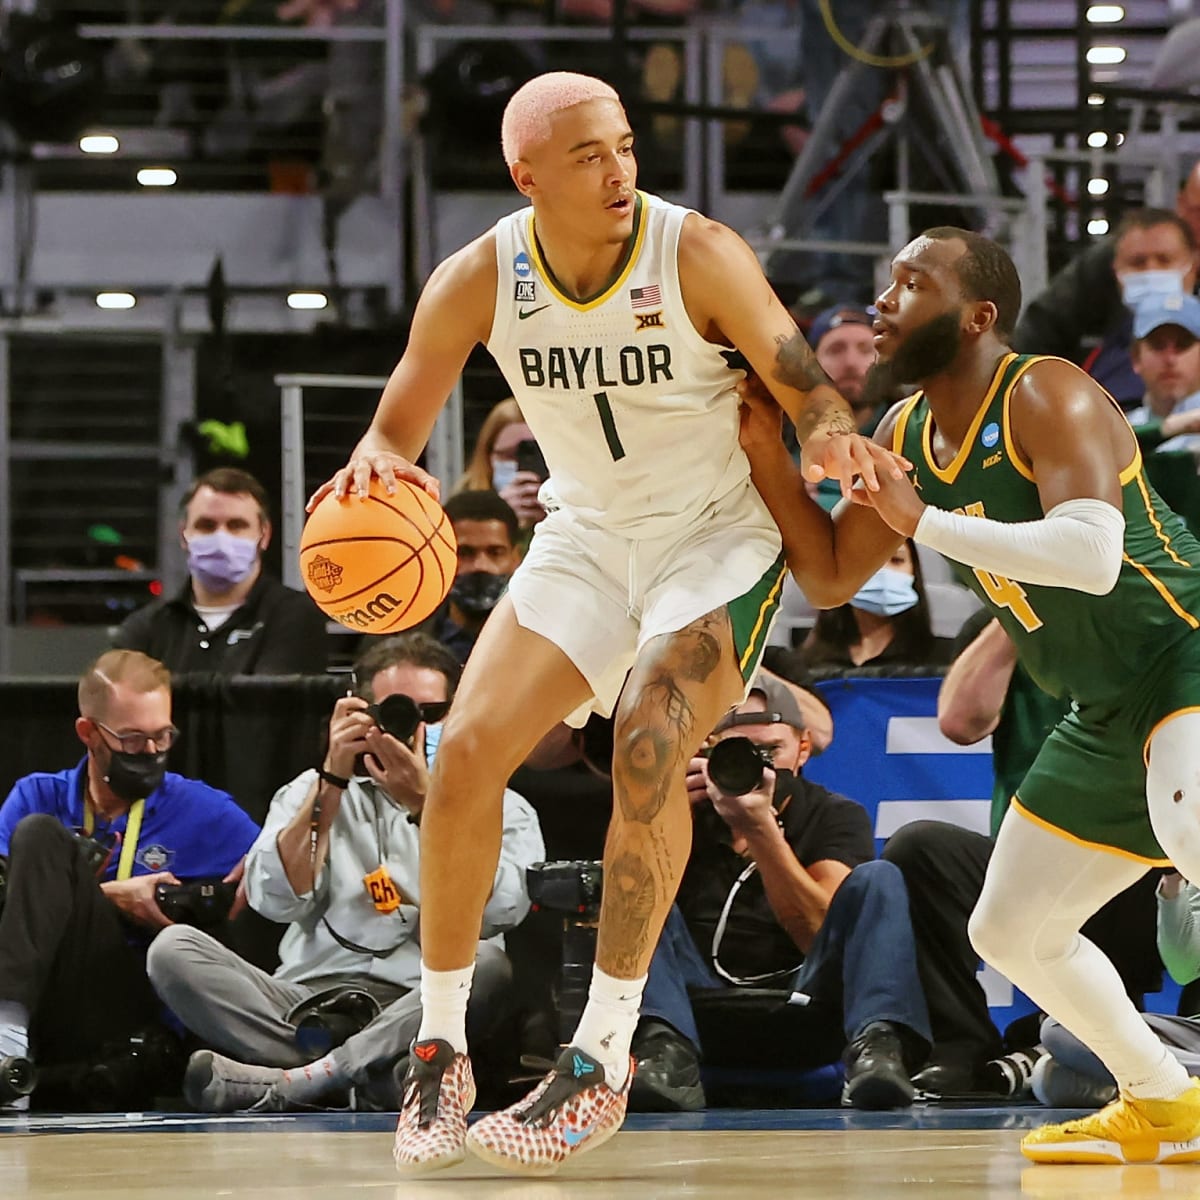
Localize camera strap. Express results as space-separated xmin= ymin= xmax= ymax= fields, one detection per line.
xmin=710 ymin=861 xmax=803 ymax=987
xmin=84 ymin=798 xmax=145 ymax=881
xmin=321 ymin=916 xmax=407 ymax=959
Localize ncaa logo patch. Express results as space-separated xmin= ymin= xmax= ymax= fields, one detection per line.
xmin=139 ymin=844 xmax=173 ymax=871
xmin=513 ymin=252 xmax=532 ymax=280
xmin=514 ymin=280 xmax=536 ymax=303
xmin=981 ymin=422 xmax=1000 ymax=449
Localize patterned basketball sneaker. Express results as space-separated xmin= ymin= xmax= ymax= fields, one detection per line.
xmin=393 ymin=1039 xmax=476 ymax=1176
xmin=466 ymin=1046 xmax=632 ymax=1176
xmin=1021 ymin=1079 xmax=1200 ymax=1164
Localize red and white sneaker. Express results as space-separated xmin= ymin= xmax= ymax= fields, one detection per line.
xmin=466 ymin=1046 xmax=632 ymax=1176
xmin=393 ymin=1039 xmax=476 ymax=1176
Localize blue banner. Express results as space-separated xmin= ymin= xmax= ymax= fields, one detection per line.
xmin=804 ymin=676 xmax=1178 ymax=1026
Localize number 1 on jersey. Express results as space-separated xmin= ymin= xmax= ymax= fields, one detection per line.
xmin=593 ymin=392 xmax=626 ymax=462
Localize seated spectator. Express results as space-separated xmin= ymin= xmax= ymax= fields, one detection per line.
xmin=452 ymin=398 xmax=547 ymax=537
xmin=629 ymin=673 xmax=930 ymax=1113
xmin=1014 ymin=207 xmax=1199 ymax=408
xmin=148 ymin=633 xmax=544 ymax=1113
xmin=799 ymin=538 xmax=951 ymax=669
xmin=809 ymin=303 xmax=882 ymax=435
xmin=1126 ymin=294 xmax=1200 ymax=455
xmin=113 ymin=467 xmax=328 ymax=674
xmin=1033 ymin=871 xmax=1200 ymax=1109
xmin=800 ymin=302 xmax=886 ymax=510
xmin=0 ymin=650 xmax=259 ymax=1110
xmin=422 ymin=490 xmax=522 ymax=664
xmin=883 ymin=613 xmax=1163 ymax=1097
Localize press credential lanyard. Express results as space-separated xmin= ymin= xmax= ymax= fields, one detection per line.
xmin=84 ymin=798 xmax=145 ymax=881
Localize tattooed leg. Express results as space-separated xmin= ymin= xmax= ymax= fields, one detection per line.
xmin=596 ymin=607 xmax=744 ymax=978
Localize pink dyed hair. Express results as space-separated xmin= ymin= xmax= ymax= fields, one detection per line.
xmin=500 ymin=71 xmax=622 ymax=167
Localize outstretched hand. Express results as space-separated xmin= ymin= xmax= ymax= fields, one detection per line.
xmin=736 ymin=373 xmax=910 ymax=499
xmin=307 ymin=451 xmax=440 ymax=512
xmin=802 ymin=428 xmax=910 ymax=500
xmin=848 ymin=464 xmax=927 ymax=537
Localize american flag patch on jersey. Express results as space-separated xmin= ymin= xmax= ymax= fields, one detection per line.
xmin=630 ymin=285 xmax=661 ymax=310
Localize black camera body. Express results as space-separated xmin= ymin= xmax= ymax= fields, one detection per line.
xmin=355 ymin=692 xmax=423 ymax=775
xmin=706 ymin=736 xmax=774 ymax=796
xmin=155 ymin=879 xmax=238 ymax=929
xmin=526 ymin=860 xmax=603 ymax=917
xmin=73 ymin=829 xmax=118 ymax=877
xmin=364 ymin=693 xmax=422 ymax=747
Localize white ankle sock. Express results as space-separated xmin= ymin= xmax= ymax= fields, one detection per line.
xmin=1124 ymin=1047 xmax=1193 ymax=1100
xmin=571 ymin=966 xmax=646 ymax=1090
xmin=0 ymin=1002 xmax=29 ymax=1060
xmin=416 ymin=963 xmax=475 ymax=1055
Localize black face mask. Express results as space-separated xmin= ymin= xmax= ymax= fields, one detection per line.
xmin=102 ymin=748 xmax=168 ymax=802
xmin=449 ymin=571 xmax=509 ymax=618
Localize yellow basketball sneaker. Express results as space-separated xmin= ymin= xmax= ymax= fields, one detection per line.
xmin=1021 ymin=1079 xmax=1200 ymax=1164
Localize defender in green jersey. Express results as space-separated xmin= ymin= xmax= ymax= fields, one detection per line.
xmin=742 ymin=228 xmax=1200 ymax=1165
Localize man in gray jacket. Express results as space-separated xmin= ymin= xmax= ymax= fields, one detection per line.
xmin=147 ymin=633 xmax=545 ymax=1111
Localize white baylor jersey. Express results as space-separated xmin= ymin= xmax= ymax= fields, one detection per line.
xmin=487 ymin=191 xmax=753 ymax=538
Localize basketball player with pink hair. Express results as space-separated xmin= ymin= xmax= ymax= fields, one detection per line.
xmin=314 ymin=70 xmax=903 ymax=1175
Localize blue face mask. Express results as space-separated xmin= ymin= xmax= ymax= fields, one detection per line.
xmin=1121 ymin=268 xmax=1190 ymax=309
xmin=851 ymin=566 xmax=919 ymax=617
xmin=423 ymin=722 xmax=443 ymax=766
xmin=490 ymin=459 xmax=518 ymax=493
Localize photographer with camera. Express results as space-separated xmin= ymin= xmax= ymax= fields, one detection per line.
xmin=147 ymin=632 xmax=544 ymax=1112
xmin=0 ymin=650 xmax=259 ymax=1110
xmin=629 ymin=673 xmax=931 ymax=1112
xmin=422 ymin=490 xmax=524 ymax=665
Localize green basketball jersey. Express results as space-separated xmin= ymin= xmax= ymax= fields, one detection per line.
xmin=894 ymin=351 xmax=1200 ymax=706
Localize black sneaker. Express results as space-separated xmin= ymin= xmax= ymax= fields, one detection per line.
xmin=629 ymin=1021 xmax=705 ymax=1112
xmin=842 ymin=1021 xmax=915 ymax=1110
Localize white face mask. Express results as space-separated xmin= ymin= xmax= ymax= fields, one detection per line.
xmin=490 ymin=458 xmax=518 ymax=493
xmin=1121 ymin=268 xmax=1190 ymax=308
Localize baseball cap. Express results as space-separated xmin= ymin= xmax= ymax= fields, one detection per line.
xmin=714 ymin=672 xmax=806 ymax=734
xmin=1132 ymin=293 xmax=1200 ymax=341
xmin=809 ymin=303 xmax=877 ymax=350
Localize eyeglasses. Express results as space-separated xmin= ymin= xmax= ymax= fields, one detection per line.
xmin=94 ymin=720 xmax=180 ymax=754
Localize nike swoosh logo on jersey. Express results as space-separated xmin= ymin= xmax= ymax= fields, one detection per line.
xmin=518 ymin=305 xmax=550 ymax=320
xmin=563 ymin=1123 xmax=596 ymax=1147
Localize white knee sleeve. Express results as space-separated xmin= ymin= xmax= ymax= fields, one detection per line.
xmin=1148 ymin=711 xmax=1200 ymax=881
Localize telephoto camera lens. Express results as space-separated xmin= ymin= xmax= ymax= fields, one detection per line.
xmin=705 ymin=736 xmax=770 ymax=796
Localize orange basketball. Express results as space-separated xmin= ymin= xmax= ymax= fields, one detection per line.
xmin=300 ymin=478 xmax=457 ymax=633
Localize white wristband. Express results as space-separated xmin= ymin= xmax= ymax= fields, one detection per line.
xmin=914 ymin=497 xmax=1125 ymax=595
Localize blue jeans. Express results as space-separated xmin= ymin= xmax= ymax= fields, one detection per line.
xmin=642 ymin=860 xmax=931 ymax=1063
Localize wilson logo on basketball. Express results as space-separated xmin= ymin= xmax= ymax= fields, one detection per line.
xmin=306 ymin=554 xmax=344 ymax=594
xmin=336 ymin=592 xmax=402 ymax=629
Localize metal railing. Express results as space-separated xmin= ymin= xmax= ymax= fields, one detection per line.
xmin=276 ymin=372 xmax=464 ymax=593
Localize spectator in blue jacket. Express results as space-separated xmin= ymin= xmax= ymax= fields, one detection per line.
xmin=0 ymin=650 xmax=260 ymax=1110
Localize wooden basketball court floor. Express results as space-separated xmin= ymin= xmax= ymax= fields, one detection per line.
xmin=4 ymin=1107 xmax=1200 ymax=1199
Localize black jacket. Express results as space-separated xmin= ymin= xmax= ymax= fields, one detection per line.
xmin=1012 ymin=238 xmax=1122 ymax=364
xmin=112 ymin=571 xmax=328 ymax=675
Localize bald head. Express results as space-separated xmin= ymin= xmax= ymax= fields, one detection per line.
xmin=500 ymin=71 xmax=622 ymax=167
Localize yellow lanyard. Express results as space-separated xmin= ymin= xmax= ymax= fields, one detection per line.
xmin=83 ymin=798 xmax=145 ymax=881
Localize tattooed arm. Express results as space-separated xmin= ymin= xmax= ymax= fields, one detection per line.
xmin=677 ymin=214 xmax=905 ymax=494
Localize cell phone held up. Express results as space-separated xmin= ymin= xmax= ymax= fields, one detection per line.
xmin=515 ymin=438 xmax=549 ymax=482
